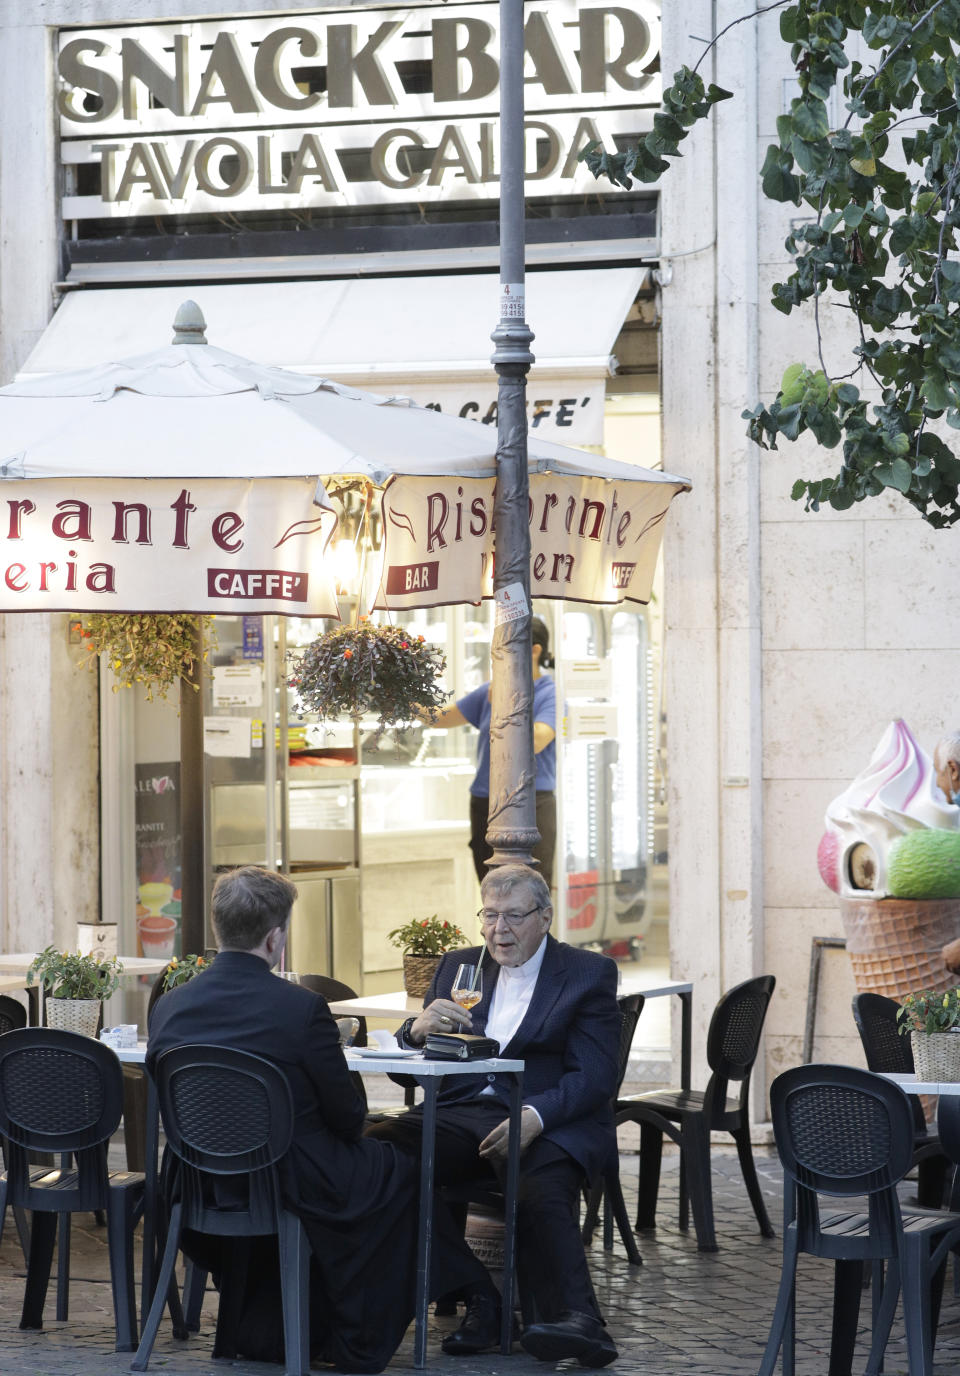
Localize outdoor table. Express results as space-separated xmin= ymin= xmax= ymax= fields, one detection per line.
xmin=120 ymin=1038 xmax=524 ymax=1369
xmin=330 ymin=975 xmax=695 ymax=1089
xmin=113 ymin=1043 xmax=157 ymax=1330
xmin=348 ymin=1048 xmax=524 ymax=1367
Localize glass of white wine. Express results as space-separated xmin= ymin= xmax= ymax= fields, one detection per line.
xmin=451 ymin=963 xmax=482 ymax=1011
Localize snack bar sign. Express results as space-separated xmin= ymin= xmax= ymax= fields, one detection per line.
xmin=0 ymin=477 xmax=339 ymax=616
xmin=372 ymin=472 xmax=686 ymax=611
xmin=56 ymin=2 xmax=661 ymax=220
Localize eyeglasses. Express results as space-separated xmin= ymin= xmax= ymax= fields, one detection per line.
xmin=477 ymin=905 xmax=542 ymax=930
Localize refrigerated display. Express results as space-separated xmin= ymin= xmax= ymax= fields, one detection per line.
xmin=558 ymin=607 xmax=653 ymax=959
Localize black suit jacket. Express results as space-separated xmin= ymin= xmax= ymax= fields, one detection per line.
xmin=148 ymin=950 xmax=393 ymax=1221
xmin=418 ymin=935 xmax=620 ymax=1179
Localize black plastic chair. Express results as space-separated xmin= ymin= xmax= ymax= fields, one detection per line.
xmin=617 ymin=973 xmax=776 ymax=1251
xmin=132 ymin=1044 xmax=310 ymax=1376
xmin=852 ymin=992 xmax=951 ymax=1207
xmin=580 ymin=993 xmax=644 ymax=1264
xmin=0 ymin=994 xmax=27 ymax=1035
xmin=298 ymin=974 xmax=369 ymax=1050
xmin=758 ymin=1063 xmax=960 ymax=1376
xmin=0 ymin=1028 xmax=144 ymax=1350
xmin=0 ymin=995 xmax=30 ymax=1258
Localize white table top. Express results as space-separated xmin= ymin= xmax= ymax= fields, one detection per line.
xmin=0 ymin=974 xmax=28 ymax=994
xmin=328 ymin=991 xmax=422 ymax=1018
xmin=619 ymin=976 xmax=693 ymax=999
xmin=108 ymin=1041 xmax=522 ymax=1076
xmin=0 ymin=952 xmax=169 ymax=976
xmin=328 ymin=975 xmax=692 ymax=1022
xmin=880 ymin=1071 xmax=960 ymax=1096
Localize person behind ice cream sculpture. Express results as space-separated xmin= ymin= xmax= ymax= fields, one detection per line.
xmin=935 ymin=731 xmax=960 ymax=806
xmin=933 ymin=731 xmax=960 ymax=972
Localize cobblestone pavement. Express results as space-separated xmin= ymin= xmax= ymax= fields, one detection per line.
xmin=2 ymin=1140 xmax=959 ymax=1374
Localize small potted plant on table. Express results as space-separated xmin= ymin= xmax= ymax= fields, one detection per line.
xmin=388 ymin=916 xmax=468 ymax=997
xmin=28 ymin=946 xmax=124 ymax=1037
xmin=897 ymin=987 xmax=960 ymax=1081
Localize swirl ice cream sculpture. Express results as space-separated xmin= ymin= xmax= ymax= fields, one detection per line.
xmin=820 ymin=719 xmax=960 ymax=1002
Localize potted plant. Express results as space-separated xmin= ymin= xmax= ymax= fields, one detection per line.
xmin=387 ymin=915 xmax=468 ymax=997
xmin=75 ymin=612 xmax=214 ymax=702
xmin=28 ymin=945 xmax=124 ymax=1037
xmin=897 ymin=987 xmax=960 ymax=1082
xmin=288 ymin=619 xmax=448 ymax=745
xmin=147 ymin=952 xmax=214 ymax=1021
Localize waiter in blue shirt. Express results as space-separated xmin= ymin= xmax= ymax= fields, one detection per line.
xmin=424 ymin=616 xmax=557 ymax=886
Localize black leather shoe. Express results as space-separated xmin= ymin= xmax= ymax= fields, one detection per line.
xmin=521 ymin=1311 xmax=618 ymax=1367
xmin=441 ymin=1291 xmax=501 ymax=1355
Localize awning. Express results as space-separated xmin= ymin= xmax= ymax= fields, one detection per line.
xmin=21 ymin=268 xmax=648 ymax=445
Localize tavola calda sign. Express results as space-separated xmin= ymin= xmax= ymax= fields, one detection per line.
xmin=372 ymin=473 xmax=685 ymax=610
xmin=0 ymin=477 xmax=338 ymax=616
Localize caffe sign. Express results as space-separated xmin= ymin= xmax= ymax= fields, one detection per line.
xmin=57 ymin=2 xmax=661 ymax=220
xmin=0 ymin=477 xmax=339 ymax=616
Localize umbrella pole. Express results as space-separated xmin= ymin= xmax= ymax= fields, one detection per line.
xmin=486 ymin=0 xmax=539 ymax=873
xmin=178 ymin=620 xmax=206 ymax=956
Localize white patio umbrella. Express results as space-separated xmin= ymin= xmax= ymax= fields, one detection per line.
xmin=0 ymin=302 xmax=690 ymax=952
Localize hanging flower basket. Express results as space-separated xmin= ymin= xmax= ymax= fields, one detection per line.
xmin=289 ymin=621 xmax=448 ymax=743
xmin=75 ymin=613 xmax=215 ymax=702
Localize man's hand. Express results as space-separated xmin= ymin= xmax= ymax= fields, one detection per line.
xmin=478 ymin=1107 xmax=542 ymax=1164
xmin=407 ymin=998 xmax=473 ymax=1045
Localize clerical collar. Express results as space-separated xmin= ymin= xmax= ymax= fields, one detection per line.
xmin=499 ymin=934 xmax=548 ymax=982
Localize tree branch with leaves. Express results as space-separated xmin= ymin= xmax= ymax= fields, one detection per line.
xmin=582 ymin=0 xmax=960 ymax=528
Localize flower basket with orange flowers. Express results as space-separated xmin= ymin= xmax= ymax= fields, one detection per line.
xmin=288 ymin=621 xmax=448 ymax=742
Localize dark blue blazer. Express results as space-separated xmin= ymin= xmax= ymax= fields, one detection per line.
xmin=421 ymin=935 xmax=620 ymax=1179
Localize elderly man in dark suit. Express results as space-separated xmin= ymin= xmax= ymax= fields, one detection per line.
xmin=368 ymin=862 xmax=620 ymax=1366
xmin=147 ymin=866 xmax=497 ymax=1373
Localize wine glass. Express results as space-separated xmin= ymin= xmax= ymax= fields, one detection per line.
xmin=275 ymin=970 xmax=300 ymax=984
xmin=451 ymin=963 xmax=482 ymax=1011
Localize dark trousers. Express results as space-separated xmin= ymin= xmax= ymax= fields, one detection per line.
xmin=469 ymin=791 xmax=557 ymax=888
xmin=366 ymin=1101 xmax=601 ymax=1324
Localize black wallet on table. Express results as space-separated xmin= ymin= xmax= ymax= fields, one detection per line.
xmin=423 ymin=1033 xmax=501 ymax=1060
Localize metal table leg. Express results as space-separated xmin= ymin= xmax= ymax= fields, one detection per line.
xmin=500 ymin=1076 xmax=522 ymax=1352
xmin=413 ymin=1080 xmax=438 ymax=1370
xmin=679 ymin=991 xmax=692 ymax=1092
xmin=140 ymin=1074 xmax=159 ymax=1332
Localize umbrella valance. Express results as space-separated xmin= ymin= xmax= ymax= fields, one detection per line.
xmin=0 ymin=302 xmax=690 ymax=615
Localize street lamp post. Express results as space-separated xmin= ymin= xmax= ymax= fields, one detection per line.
xmin=486 ymin=0 xmax=539 ymax=871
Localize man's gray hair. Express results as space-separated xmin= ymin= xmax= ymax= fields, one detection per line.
xmin=938 ymin=731 xmax=960 ymax=767
xmin=480 ymin=863 xmax=552 ymax=913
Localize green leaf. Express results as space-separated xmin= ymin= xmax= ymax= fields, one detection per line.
xmin=843 ymin=203 xmax=865 ymax=227
xmin=760 ymin=145 xmax=800 ymax=203
xmin=792 ymin=98 xmax=830 ymax=143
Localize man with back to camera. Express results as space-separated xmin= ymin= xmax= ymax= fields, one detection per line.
xmin=366 ymin=862 xmax=621 ymax=1366
xmin=421 ymin=616 xmax=557 ymax=886
xmin=147 ymin=865 xmax=499 ymax=1372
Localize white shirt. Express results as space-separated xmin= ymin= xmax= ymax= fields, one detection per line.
xmin=481 ymin=935 xmax=548 ymax=1122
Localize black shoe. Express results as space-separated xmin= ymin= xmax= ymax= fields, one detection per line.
xmin=440 ymin=1292 xmax=501 ymax=1355
xmin=520 ymin=1311 xmax=618 ymax=1367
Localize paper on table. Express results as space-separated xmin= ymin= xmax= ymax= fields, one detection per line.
xmin=203 ymin=715 xmax=251 ymax=758
xmin=352 ymin=1046 xmax=422 ymax=1058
